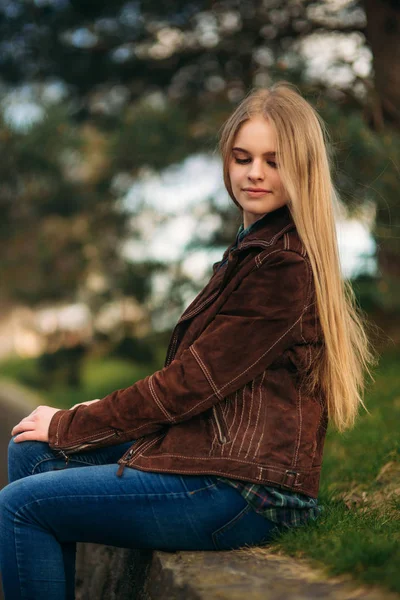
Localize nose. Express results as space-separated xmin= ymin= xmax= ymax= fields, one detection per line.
xmin=247 ymin=159 xmax=264 ymax=181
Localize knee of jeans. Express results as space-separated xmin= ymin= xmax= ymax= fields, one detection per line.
xmin=8 ymin=436 xmax=28 ymax=461
xmin=0 ymin=478 xmax=25 ymax=521
xmin=8 ymin=438 xmax=50 ymax=480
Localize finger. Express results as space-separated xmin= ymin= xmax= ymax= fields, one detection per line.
xmin=16 ymin=412 xmax=38 ymax=426
xmin=11 ymin=421 xmax=36 ymax=436
xmin=13 ymin=431 xmax=42 ymax=443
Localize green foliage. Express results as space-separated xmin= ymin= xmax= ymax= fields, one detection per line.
xmin=319 ymin=100 xmax=400 ymax=309
xmin=0 ymin=110 xmax=89 ymax=302
xmin=111 ymin=101 xmax=195 ymax=173
xmin=110 ymin=336 xmax=156 ymax=364
xmin=0 ymin=355 xmax=158 ymax=410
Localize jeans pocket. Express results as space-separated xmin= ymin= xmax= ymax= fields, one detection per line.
xmin=212 ymin=504 xmax=283 ymax=551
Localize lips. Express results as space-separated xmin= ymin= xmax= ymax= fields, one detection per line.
xmin=242 ymin=188 xmax=271 ymax=193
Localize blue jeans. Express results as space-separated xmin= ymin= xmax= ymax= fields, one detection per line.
xmin=0 ymin=437 xmax=282 ymax=600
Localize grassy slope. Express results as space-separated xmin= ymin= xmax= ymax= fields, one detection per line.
xmin=273 ymin=347 xmax=400 ymax=593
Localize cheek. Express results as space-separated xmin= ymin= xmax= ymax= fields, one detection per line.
xmin=228 ymin=165 xmax=240 ymax=188
xmin=271 ymin=171 xmax=284 ymax=192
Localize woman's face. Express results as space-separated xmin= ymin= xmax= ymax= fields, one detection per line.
xmin=228 ymin=116 xmax=289 ymax=229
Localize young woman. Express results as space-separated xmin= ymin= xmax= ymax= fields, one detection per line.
xmin=0 ymin=82 xmax=376 ymax=600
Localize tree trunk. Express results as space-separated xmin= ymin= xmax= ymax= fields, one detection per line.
xmin=363 ymin=0 xmax=400 ymax=127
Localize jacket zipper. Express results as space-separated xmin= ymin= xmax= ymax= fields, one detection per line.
xmin=116 ymin=434 xmax=162 ymax=477
xmin=59 ymin=430 xmax=119 ymax=454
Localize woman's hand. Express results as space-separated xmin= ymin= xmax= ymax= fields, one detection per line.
xmin=12 ymin=406 xmax=61 ymax=443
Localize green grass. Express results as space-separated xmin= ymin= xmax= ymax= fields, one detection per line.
xmin=0 ymin=355 xmax=156 ymax=410
xmin=272 ymin=347 xmax=400 ymax=593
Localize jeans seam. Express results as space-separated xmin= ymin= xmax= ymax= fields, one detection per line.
xmin=12 ymin=483 xmax=220 ymax=515
xmin=187 ymin=482 xmax=218 ymax=495
xmin=13 ymin=512 xmax=66 ymax=600
xmin=31 ymin=456 xmax=95 ymax=475
xmin=212 ymin=504 xmax=251 ymax=550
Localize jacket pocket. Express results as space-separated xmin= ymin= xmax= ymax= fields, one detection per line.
xmin=212 ymin=403 xmax=230 ymax=445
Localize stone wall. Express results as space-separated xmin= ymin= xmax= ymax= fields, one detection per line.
xmin=75 ymin=544 xmax=153 ymax=600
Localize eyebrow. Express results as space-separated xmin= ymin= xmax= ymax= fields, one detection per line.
xmin=232 ymin=147 xmax=276 ymax=157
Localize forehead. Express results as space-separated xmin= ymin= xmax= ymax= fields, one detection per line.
xmin=233 ymin=116 xmax=276 ymax=152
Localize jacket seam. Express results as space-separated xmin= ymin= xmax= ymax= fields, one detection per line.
xmin=256 ymin=247 xmax=306 ymax=269
xmin=148 ymin=374 xmax=175 ymax=423
xmin=57 ymin=422 xmax=162 ymax=447
xmin=125 ymin=466 xmax=317 ymax=496
xmin=184 ymin=307 xmax=305 ymax=421
xmin=238 ymin=378 xmax=254 ymax=456
xmin=292 ymin=388 xmax=302 ymax=468
xmin=55 ymin=411 xmax=66 ymax=447
xmin=132 ymin=453 xmax=318 ymax=474
xmin=228 ymin=386 xmax=246 ymax=456
xmin=237 ymin=222 xmax=293 ymax=252
xmin=246 ymin=370 xmax=265 ymax=459
xmin=209 ymin=415 xmax=218 ymax=456
xmin=181 ymin=289 xmax=219 ymax=320
xmin=136 ymin=433 xmax=165 ymax=455
xmin=125 ymin=463 xmax=316 ymax=484
xmin=190 ymin=345 xmax=223 ymax=400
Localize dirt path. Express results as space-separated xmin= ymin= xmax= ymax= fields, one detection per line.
xmin=0 ymin=380 xmax=40 ymax=600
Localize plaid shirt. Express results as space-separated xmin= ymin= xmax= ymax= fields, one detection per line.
xmin=216 ymin=477 xmax=321 ymax=527
xmin=215 ymin=214 xmax=322 ymax=527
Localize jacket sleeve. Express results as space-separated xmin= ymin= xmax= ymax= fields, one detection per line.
xmin=48 ymin=250 xmax=311 ymax=452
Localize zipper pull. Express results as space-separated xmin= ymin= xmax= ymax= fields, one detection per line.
xmin=116 ymin=462 xmax=126 ymax=477
xmin=117 ymin=447 xmax=135 ymax=477
xmin=58 ymin=449 xmax=69 ymax=466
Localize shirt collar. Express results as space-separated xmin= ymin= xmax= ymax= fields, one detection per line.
xmin=236 ymin=212 xmax=271 ymax=244
xmin=235 ymin=205 xmax=293 ymax=247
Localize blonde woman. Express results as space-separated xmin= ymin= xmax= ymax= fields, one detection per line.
xmin=0 ymin=82 xmax=376 ymax=600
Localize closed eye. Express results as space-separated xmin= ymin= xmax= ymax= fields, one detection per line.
xmin=234 ymin=157 xmax=278 ymax=168
xmin=234 ymin=157 xmax=251 ymax=165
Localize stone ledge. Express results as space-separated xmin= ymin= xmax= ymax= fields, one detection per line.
xmin=143 ymin=548 xmax=399 ymax=600
xmin=75 ymin=545 xmax=399 ymax=600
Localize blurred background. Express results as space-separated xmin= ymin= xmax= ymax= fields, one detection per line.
xmin=1 ymin=3 xmax=400 ymax=596
xmin=0 ymin=0 xmax=398 ymax=397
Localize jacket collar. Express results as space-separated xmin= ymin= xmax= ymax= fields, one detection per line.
xmin=235 ymin=205 xmax=294 ymax=251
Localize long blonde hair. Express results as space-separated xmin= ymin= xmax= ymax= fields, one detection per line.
xmin=219 ymin=82 xmax=378 ymax=431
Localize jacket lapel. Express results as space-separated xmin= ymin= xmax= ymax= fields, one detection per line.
xmin=164 ymin=206 xmax=295 ymax=366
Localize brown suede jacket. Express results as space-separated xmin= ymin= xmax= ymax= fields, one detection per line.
xmin=48 ymin=205 xmax=327 ymax=498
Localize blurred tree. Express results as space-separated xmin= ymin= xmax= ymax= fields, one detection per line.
xmin=0 ymin=0 xmax=399 ymax=320
xmin=0 ymin=108 xmax=125 ymax=305
xmin=363 ymin=0 xmax=400 ymax=129
xmin=0 ymin=107 xmax=165 ymax=381
xmin=0 ymin=1 xmax=374 ymax=119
